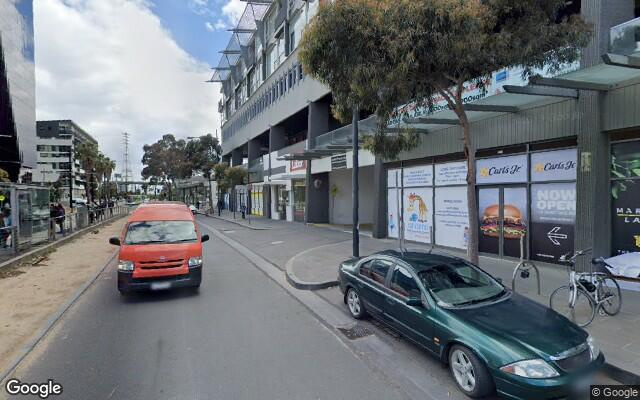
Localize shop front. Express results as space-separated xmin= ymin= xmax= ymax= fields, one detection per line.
xmin=387 ymin=144 xmax=578 ymax=264
xmin=249 ymin=184 xmax=264 ymax=216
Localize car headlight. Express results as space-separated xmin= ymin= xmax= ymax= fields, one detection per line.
xmin=188 ymin=257 xmax=202 ymax=267
xmin=500 ymin=359 xmax=559 ymax=379
xmin=587 ymin=335 xmax=600 ymax=360
xmin=118 ymin=260 xmax=134 ymax=271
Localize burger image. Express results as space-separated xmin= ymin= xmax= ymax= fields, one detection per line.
xmin=480 ymin=204 xmax=526 ymax=239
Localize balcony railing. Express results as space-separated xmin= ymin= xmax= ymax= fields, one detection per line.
xmin=248 ymin=158 xmax=264 ymax=183
xmin=610 ymin=16 xmax=640 ymax=56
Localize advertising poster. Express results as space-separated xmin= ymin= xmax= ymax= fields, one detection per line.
xmin=611 ymin=141 xmax=640 ymax=255
xmin=403 ymin=187 xmax=433 ymax=243
xmin=476 ymin=154 xmax=528 ymax=184
xmin=435 ymin=186 xmax=468 ymax=249
xmin=388 ymin=189 xmax=399 ymax=239
xmin=531 ymin=149 xmax=577 ymax=182
xmin=435 ymin=162 xmax=467 ymax=186
xmin=530 ymin=183 xmax=576 ymax=263
xmin=403 ymin=165 xmax=433 ymax=187
xmin=478 ymin=188 xmax=500 ymax=255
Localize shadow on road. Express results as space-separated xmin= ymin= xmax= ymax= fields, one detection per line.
xmin=119 ymin=288 xmax=200 ymax=303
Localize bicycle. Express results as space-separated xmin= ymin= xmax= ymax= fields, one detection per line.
xmin=549 ymin=248 xmax=622 ymax=327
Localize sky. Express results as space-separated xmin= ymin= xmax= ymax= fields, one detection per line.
xmin=34 ymin=0 xmax=246 ymax=179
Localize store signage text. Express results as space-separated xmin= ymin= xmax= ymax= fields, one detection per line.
xmin=616 ymin=208 xmax=640 ymax=224
xmin=535 ymin=189 xmax=576 ymax=212
xmin=331 ymin=154 xmax=347 ymax=170
xmin=480 ymin=164 xmax=523 ymax=177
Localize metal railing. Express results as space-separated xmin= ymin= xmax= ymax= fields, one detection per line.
xmin=610 ymin=16 xmax=640 ymax=56
xmin=0 ymin=205 xmax=131 ymax=258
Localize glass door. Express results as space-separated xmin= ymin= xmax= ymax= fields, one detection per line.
xmin=292 ymin=179 xmax=306 ymax=222
xmin=478 ymin=186 xmax=528 ymax=258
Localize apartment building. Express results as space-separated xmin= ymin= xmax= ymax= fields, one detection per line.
xmin=0 ymin=0 xmax=36 ymax=181
xmin=213 ymin=0 xmax=640 ymax=278
xmin=32 ymin=120 xmax=98 ymax=204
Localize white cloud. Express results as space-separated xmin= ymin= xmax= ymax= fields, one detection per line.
xmin=222 ymin=0 xmax=245 ymax=26
xmin=187 ymin=0 xmax=213 ymax=17
xmin=34 ymin=0 xmax=221 ymax=179
xmin=205 ymin=21 xmax=215 ymax=32
xmin=214 ymin=19 xmax=227 ymax=30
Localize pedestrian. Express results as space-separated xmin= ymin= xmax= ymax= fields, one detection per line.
xmin=56 ymin=203 xmax=66 ymax=234
xmin=49 ymin=203 xmax=57 ymax=240
xmin=217 ymin=198 xmax=223 ymax=216
xmin=2 ymin=208 xmax=11 ymax=248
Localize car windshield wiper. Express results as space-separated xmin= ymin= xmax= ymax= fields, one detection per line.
xmin=168 ymin=238 xmax=196 ymax=243
xmin=454 ymin=290 xmax=507 ymax=307
xmin=131 ymin=239 xmax=166 ymax=244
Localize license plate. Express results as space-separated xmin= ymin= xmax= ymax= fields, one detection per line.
xmin=151 ymin=281 xmax=171 ymax=290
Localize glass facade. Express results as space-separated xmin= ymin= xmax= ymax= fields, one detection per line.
xmin=0 ymin=0 xmax=36 ymax=180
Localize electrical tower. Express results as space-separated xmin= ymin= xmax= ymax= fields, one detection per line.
xmin=122 ymin=132 xmax=132 ymax=194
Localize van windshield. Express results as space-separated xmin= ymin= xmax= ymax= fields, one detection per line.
xmin=124 ymin=221 xmax=197 ymax=245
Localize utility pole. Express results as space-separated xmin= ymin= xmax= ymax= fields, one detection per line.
xmin=122 ymin=132 xmax=131 ymax=196
xmin=352 ymin=107 xmax=360 ymax=258
xmin=68 ymin=149 xmax=73 ymax=206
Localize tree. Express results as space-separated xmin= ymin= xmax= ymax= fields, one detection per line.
xmin=214 ymin=162 xmax=230 ymax=207
xmin=76 ymin=142 xmax=99 ymax=203
xmin=186 ymin=134 xmax=222 ymax=211
xmin=304 ymin=0 xmax=591 ymax=264
xmin=300 ymin=0 xmax=410 ymax=257
xmin=141 ymin=134 xmax=190 ymax=200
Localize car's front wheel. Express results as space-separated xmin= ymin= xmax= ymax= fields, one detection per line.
xmin=449 ymin=345 xmax=494 ymax=398
xmin=346 ymin=287 xmax=367 ymax=319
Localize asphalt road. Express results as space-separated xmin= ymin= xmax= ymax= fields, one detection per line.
xmin=2 ymin=220 xmax=411 ymax=400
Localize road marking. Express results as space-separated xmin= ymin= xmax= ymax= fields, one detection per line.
xmin=270 ymin=241 xmax=284 ymax=245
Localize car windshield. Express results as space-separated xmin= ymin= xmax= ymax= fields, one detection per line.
xmin=124 ymin=220 xmax=197 ymax=245
xmin=418 ymin=261 xmax=505 ymax=307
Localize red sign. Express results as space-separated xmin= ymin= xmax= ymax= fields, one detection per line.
xmin=290 ymin=160 xmax=307 ymax=172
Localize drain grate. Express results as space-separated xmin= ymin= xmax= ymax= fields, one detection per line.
xmin=338 ymin=324 xmax=374 ymax=340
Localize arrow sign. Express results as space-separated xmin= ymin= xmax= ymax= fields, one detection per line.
xmin=547 ymin=226 xmax=568 ymax=246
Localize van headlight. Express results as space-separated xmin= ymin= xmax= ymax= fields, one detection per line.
xmin=118 ymin=260 xmax=134 ymax=271
xmin=188 ymin=257 xmax=202 ymax=267
xmin=587 ymin=335 xmax=600 ymax=360
xmin=500 ymin=359 xmax=559 ymax=378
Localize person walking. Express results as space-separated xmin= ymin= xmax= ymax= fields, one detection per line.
xmin=56 ymin=203 xmax=66 ymax=234
xmin=49 ymin=203 xmax=57 ymax=240
xmin=217 ymin=198 xmax=223 ymax=216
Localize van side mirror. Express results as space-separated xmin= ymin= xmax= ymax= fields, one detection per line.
xmin=201 ymin=234 xmax=210 ymax=243
xmin=109 ymin=237 xmax=120 ymax=246
xmin=406 ymin=297 xmax=423 ymax=307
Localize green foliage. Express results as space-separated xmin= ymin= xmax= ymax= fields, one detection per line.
xmin=141 ymin=134 xmax=192 ymax=192
xmin=225 ymin=166 xmax=248 ymax=187
xmin=185 ymin=133 xmax=222 ymax=178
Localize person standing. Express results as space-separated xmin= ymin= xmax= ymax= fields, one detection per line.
xmin=49 ymin=204 xmax=57 ymax=240
xmin=56 ymin=203 xmax=66 ymax=234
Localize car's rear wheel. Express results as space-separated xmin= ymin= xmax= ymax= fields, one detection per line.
xmin=346 ymin=287 xmax=367 ymax=319
xmin=449 ymin=345 xmax=494 ymax=398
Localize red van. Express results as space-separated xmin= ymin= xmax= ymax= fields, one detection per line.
xmin=109 ymin=203 xmax=209 ymax=294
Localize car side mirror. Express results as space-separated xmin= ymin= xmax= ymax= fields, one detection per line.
xmin=201 ymin=234 xmax=210 ymax=243
xmin=496 ymin=277 xmax=503 ymax=284
xmin=109 ymin=237 xmax=120 ymax=246
xmin=406 ymin=297 xmax=423 ymax=307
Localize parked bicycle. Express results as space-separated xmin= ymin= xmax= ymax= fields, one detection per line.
xmin=550 ymin=248 xmax=622 ymax=327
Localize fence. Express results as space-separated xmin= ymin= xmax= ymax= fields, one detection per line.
xmin=0 ymin=205 xmax=130 ymax=258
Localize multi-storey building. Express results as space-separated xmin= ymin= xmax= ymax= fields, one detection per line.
xmin=213 ymin=0 xmax=640 ymax=276
xmin=0 ymin=0 xmax=36 ymax=182
xmin=32 ymin=120 xmax=98 ymax=204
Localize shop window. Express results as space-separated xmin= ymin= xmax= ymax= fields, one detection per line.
xmin=611 ymin=140 xmax=640 ymax=256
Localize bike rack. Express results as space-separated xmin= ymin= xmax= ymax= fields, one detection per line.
xmin=511 ymin=236 xmax=541 ymax=295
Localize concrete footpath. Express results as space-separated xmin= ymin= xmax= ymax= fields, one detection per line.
xmin=205 ymin=213 xmax=640 ymax=383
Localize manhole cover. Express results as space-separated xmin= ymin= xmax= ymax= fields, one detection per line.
xmin=338 ymin=324 xmax=374 ymax=340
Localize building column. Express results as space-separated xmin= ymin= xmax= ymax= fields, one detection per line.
xmin=248 ymin=137 xmax=261 ymax=162
xmin=574 ymin=0 xmax=634 ymax=270
xmin=231 ymin=148 xmax=243 ymax=167
xmin=371 ymin=157 xmax=387 ymax=238
xmin=305 ymin=99 xmax=331 ymax=223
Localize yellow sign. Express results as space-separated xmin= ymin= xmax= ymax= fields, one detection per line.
xmin=534 ymin=163 xmax=544 ymax=173
xmin=479 ymin=167 xmax=489 ymax=177
xmin=635 ymin=235 xmax=640 ymax=249
xmin=0 ymin=195 xmax=5 ymax=202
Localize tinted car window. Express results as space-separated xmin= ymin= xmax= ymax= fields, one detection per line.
xmin=369 ymin=259 xmax=392 ymax=285
xmin=390 ymin=265 xmax=421 ymax=298
xmin=358 ymin=260 xmax=373 ymax=278
xmin=125 ymin=220 xmax=197 ymax=245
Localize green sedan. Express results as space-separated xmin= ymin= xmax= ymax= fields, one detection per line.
xmin=338 ymin=250 xmax=604 ymax=400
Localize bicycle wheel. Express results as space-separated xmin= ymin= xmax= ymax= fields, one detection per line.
xmin=598 ymin=276 xmax=622 ymax=316
xmin=550 ymin=286 xmax=595 ymax=327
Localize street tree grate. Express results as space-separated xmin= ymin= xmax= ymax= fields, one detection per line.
xmin=338 ymin=324 xmax=374 ymax=340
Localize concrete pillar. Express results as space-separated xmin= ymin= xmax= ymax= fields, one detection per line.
xmin=305 ymin=99 xmax=331 ymax=223
xmin=248 ymin=137 xmax=261 ymax=162
xmin=231 ymin=148 xmax=243 ymax=167
xmin=306 ymin=99 xmax=330 ymax=149
xmin=574 ymin=0 xmax=634 ymax=270
xmin=371 ymin=157 xmax=387 ymax=238
xmin=222 ymin=154 xmax=231 ymax=165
